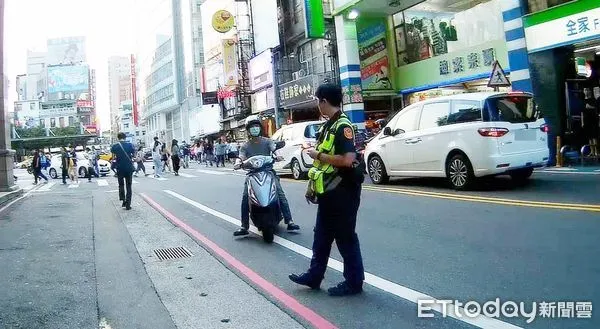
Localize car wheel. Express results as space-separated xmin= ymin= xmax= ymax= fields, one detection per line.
xmin=510 ymin=168 xmax=533 ymax=183
xmin=79 ymin=167 xmax=87 ymax=178
xmin=368 ymin=155 xmax=389 ymax=184
xmin=49 ymin=168 xmax=57 ymax=179
xmin=446 ymin=154 xmax=474 ymax=190
xmin=291 ymin=159 xmax=306 ymax=180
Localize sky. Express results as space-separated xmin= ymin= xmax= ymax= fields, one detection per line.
xmin=5 ymin=0 xmax=136 ymax=131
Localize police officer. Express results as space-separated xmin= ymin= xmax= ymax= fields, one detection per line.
xmin=289 ymin=83 xmax=365 ymax=296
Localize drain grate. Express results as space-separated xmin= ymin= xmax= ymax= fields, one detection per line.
xmin=153 ymin=247 xmax=193 ymax=261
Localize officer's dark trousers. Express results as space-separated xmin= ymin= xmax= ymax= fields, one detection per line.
xmin=118 ymin=172 xmax=133 ymax=206
xmin=307 ymin=184 xmax=365 ymax=287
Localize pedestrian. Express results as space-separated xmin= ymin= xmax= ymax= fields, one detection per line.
xmin=215 ymin=136 xmax=227 ymax=167
xmin=86 ymin=147 xmax=98 ymax=182
xmin=204 ymin=140 xmax=214 ymax=167
xmin=68 ymin=151 xmax=78 ymax=184
xmin=152 ymin=137 xmax=163 ymax=178
xmin=134 ymin=146 xmax=148 ymax=177
xmin=161 ymin=143 xmax=172 ymax=173
xmin=171 ymin=139 xmax=181 ymax=176
xmin=289 ymin=83 xmax=365 ymax=296
xmin=61 ymin=147 xmax=69 ymax=184
xmin=32 ymin=150 xmax=48 ymax=185
xmin=181 ymin=141 xmax=190 ymax=168
xmin=111 ymin=132 xmax=136 ymax=210
xmin=228 ymin=140 xmax=239 ymax=163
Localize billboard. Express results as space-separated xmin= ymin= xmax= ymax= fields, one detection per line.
xmin=248 ymin=50 xmax=273 ymax=91
xmin=222 ymin=39 xmax=238 ymax=87
xmin=47 ymin=36 xmax=86 ymax=65
xmin=47 ymin=65 xmax=90 ymax=94
xmin=250 ymin=0 xmax=280 ymax=54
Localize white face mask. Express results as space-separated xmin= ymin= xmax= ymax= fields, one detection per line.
xmin=248 ymin=126 xmax=261 ymax=137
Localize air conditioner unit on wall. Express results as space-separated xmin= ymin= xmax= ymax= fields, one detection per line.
xmin=292 ymin=69 xmax=307 ymax=81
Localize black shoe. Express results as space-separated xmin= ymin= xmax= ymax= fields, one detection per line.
xmin=233 ymin=228 xmax=249 ymax=236
xmin=287 ymin=223 xmax=300 ymax=231
xmin=289 ymin=273 xmax=321 ymax=289
xmin=327 ymin=281 xmax=362 ymax=296
xmin=125 ymin=205 xmax=132 ymax=210
xmin=122 ymin=201 xmax=127 ymax=208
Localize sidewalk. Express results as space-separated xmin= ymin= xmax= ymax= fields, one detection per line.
xmin=0 ymin=183 xmax=305 ymax=329
xmin=536 ymin=165 xmax=600 ymax=174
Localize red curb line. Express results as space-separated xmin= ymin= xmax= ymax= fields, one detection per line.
xmin=140 ymin=193 xmax=338 ymax=329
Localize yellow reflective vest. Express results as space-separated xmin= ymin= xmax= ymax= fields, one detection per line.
xmin=307 ymin=113 xmax=353 ymax=194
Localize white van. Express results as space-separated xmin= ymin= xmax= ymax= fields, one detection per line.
xmin=364 ymin=92 xmax=549 ymax=190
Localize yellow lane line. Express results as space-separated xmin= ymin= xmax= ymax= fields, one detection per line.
xmin=280 ymin=177 xmax=600 ymax=212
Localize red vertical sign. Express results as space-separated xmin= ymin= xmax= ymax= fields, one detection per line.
xmin=131 ymin=54 xmax=139 ymax=126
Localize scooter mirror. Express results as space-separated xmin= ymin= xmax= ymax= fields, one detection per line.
xmin=275 ymin=141 xmax=286 ymax=150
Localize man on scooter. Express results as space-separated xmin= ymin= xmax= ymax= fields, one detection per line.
xmin=233 ymin=117 xmax=300 ymax=236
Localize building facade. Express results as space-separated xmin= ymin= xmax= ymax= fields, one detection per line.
xmin=108 ymin=56 xmax=132 ymax=140
xmin=135 ymin=0 xmax=199 ymax=146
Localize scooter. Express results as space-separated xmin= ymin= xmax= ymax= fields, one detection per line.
xmin=234 ymin=141 xmax=285 ymax=243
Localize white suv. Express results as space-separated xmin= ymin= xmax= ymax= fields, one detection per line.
xmin=365 ymin=92 xmax=549 ymax=190
xmin=271 ymin=120 xmax=324 ymax=180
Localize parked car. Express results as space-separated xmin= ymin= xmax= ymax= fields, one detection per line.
xmin=97 ymin=159 xmax=111 ymax=176
xmin=271 ymin=120 xmax=324 ymax=180
xmin=98 ymin=152 xmax=112 ymax=162
xmin=365 ymin=92 xmax=549 ymax=190
xmin=48 ymin=153 xmax=90 ymax=179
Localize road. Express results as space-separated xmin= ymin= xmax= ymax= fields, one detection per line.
xmin=9 ymin=164 xmax=600 ymax=329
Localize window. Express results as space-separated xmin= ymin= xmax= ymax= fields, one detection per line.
xmin=40 ymin=119 xmax=45 ymax=128
xmin=59 ymin=117 xmax=65 ymax=128
xmin=393 ymin=107 xmax=420 ymax=133
xmin=29 ymin=102 xmax=36 ymax=110
xmin=50 ymin=118 xmax=56 ymax=128
xmin=418 ymin=102 xmax=450 ymax=130
xmin=483 ymin=96 xmax=540 ymax=123
xmin=448 ymin=101 xmax=482 ymax=125
xmin=304 ymin=124 xmax=322 ymax=138
xmin=68 ymin=116 xmax=75 ymax=126
xmin=124 ymin=123 xmax=130 ymax=129
xmin=393 ymin=0 xmax=504 ymax=67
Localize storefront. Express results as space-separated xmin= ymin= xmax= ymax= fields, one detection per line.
xmin=332 ymin=0 xmax=517 ymax=136
xmin=391 ymin=0 xmax=511 ymax=104
xmin=277 ymin=74 xmax=321 ymax=125
xmin=524 ymin=0 xmax=600 ymax=155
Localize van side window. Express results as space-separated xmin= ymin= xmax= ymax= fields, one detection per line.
xmin=281 ymin=128 xmax=294 ymax=141
xmin=394 ymin=107 xmax=420 ymax=133
xmin=418 ymin=102 xmax=450 ymax=130
xmin=448 ymin=101 xmax=482 ymax=125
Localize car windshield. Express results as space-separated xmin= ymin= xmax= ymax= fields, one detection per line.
xmin=483 ymin=95 xmax=542 ymax=123
xmin=304 ymin=124 xmax=322 ymax=139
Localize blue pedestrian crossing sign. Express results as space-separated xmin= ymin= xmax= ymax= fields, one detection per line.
xmin=487 ymin=60 xmax=511 ymax=88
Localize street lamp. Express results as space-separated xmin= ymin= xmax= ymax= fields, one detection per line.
xmin=347 ymin=9 xmax=359 ymax=20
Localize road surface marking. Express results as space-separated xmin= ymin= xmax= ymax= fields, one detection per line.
xmin=178 ymin=173 xmax=197 ymax=178
xmin=21 ymin=185 xmax=36 ymax=192
xmin=68 ymin=183 xmax=79 ymax=189
xmin=538 ymin=167 xmax=576 ymax=171
xmin=132 ymin=180 xmax=140 ymax=184
xmin=361 ymin=186 xmax=600 ymax=212
xmin=36 ymin=182 xmax=56 ymax=192
xmin=196 ymin=169 xmax=226 ymax=175
xmin=162 ymin=189 xmax=522 ymax=329
xmin=105 ymin=190 xmax=119 ymax=193
xmin=99 ymin=317 xmax=113 ymax=329
xmin=141 ymin=192 xmax=339 ymax=329
xmin=149 ymin=176 xmax=168 ymax=181
xmin=277 ymin=177 xmax=600 ymax=212
xmin=537 ymin=170 xmax=600 ymax=175
xmin=97 ymin=179 xmax=109 ymax=186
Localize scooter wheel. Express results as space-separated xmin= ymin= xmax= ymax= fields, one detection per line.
xmin=262 ymin=228 xmax=274 ymax=243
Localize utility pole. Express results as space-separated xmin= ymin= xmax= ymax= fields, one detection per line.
xmin=271 ymin=49 xmax=281 ymax=129
xmin=0 ymin=0 xmax=17 ymax=191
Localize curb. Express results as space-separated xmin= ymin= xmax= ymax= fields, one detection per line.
xmin=0 ymin=187 xmax=24 ymax=209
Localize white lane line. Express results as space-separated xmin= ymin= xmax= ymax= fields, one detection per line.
xmin=163 ymin=189 xmax=522 ymax=329
xmin=105 ymin=189 xmax=119 ymax=193
xmin=537 ymin=170 xmax=600 ymax=175
xmin=132 ymin=179 xmax=140 ymax=184
xmin=68 ymin=184 xmax=79 ymax=188
xmin=196 ymin=169 xmax=226 ymax=175
xmin=36 ymin=182 xmax=56 ymax=192
xmin=149 ymin=176 xmax=168 ymax=181
xmin=178 ymin=173 xmax=197 ymax=178
xmin=21 ymin=185 xmax=36 ymax=192
xmin=97 ymin=179 xmax=109 ymax=186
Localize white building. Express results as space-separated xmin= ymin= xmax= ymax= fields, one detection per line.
xmin=118 ymin=100 xmax=146 ymax=145
xmin=108 ymin=56 xmax=132 ymax=140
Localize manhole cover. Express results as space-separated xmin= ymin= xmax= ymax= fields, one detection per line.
xmin=153 ymin=247 xmax=193 ymax=261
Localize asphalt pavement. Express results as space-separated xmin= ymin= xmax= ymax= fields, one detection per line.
xmin=2 ymin=164 xmax=599 ymax=329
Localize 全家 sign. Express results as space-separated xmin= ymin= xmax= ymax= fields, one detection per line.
xmin=524 ymin=2 xmax=600 ymax=53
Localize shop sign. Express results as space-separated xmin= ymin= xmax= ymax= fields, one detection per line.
xmin=524 ymin=1 xmax=600 ymax=53
xmin=278 ymin=75 xmax=317 ymax=108
xmin=303 ymin=0 xmax=325 ymax=39
xmin=76 ymin=100 xmax=93 ymax=108
xmin=222 ymin=39 xmax=238 ymax=86
xmin=40 ymin=106 xmax=77 ymax=118
xmin=202 ymin=91 xmax=218 ymax=104
xmin=395 ymin=39 xmax=509 ymax=93
xmin=212 ymin=10 xmax=235 ymax=33
xmin=356 ymin=18 xmax=392 ymax=91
